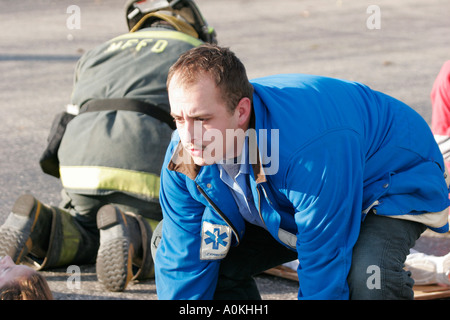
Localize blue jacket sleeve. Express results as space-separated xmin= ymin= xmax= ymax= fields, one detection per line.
xmin=285 ymin=129 xmax=364 ymax=299
xmin=155 ymin=143 xmax=221 ymax=299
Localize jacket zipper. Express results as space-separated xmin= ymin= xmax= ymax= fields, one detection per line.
xmin=196 ymin=183 xmax=241 ymax=244
xmin=256 ymin=185 xmax=268 ymax=229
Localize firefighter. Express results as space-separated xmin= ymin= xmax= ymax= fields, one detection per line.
xmin=0 ymin=0 xmax=216 ymax=292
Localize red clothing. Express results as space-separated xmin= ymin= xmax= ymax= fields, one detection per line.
xmin=431 ymin=61 xmax=450 ymax=170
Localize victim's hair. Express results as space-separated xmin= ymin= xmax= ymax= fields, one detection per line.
xmin=0 ymin=272 xmax=53 ymax=300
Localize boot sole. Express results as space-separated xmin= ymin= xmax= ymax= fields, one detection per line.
xmin=0 ymin=194 xmax=39 ymax=263
xmin=96 ymin=205 xmax=133 ymax=292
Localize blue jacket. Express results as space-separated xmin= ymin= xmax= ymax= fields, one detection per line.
xmin=156 ymin=74 xmax=450 ymax=299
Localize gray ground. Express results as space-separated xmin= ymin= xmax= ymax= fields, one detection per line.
xmin=0 ymin=0 xmax=449 ymax=300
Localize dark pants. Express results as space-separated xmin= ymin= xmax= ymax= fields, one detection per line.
xmin=60 ymin=190 xmax=162 ymax=233
xmin=347 ymin=213 xmax=426 ymax=299
xmin=213 ymin=214 xmax=426 ymax=300
xmin=213 ymin=223 xmax=297 ymax=300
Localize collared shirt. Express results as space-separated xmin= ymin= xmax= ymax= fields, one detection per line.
xmin=217 ymin=137 xmax=266 ymax=229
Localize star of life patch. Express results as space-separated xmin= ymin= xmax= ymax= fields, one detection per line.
xmin=200 ymin=221 xmax=231 ymax=260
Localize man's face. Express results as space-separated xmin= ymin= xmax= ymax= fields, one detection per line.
xmin=169 ymin=73 xmax=249 ymax=166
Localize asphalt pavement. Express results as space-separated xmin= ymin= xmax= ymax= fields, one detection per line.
xmin=0 ymin=0 xmax=449 ymax=301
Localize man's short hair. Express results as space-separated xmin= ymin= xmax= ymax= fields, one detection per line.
xmin=167 ymin=44 xmax=254 ymax=113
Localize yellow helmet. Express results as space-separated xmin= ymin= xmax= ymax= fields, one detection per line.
xmin=125 ymin=0 xmax=217 ymax=43
xmin=129 ymin=11 xmax=198 ymax=38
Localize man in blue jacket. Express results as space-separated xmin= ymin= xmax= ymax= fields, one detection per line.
xmin=154 ymin=44 xmax=450 ymax=299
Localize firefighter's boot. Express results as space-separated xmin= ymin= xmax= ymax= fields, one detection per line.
xmin=96 ymin=205 xmax=154 ymax=292
xmin=0 ymin=194 xmax=52 ymax=264
xmin=0 ymin=194 xmax=98 ymax=269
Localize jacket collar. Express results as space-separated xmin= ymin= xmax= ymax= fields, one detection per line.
xmin=167 ymin=142 xmax=201 ymax=180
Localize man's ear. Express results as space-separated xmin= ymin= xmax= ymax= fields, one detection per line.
xmin=236 ymin=97 xmax=252 ymax=127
